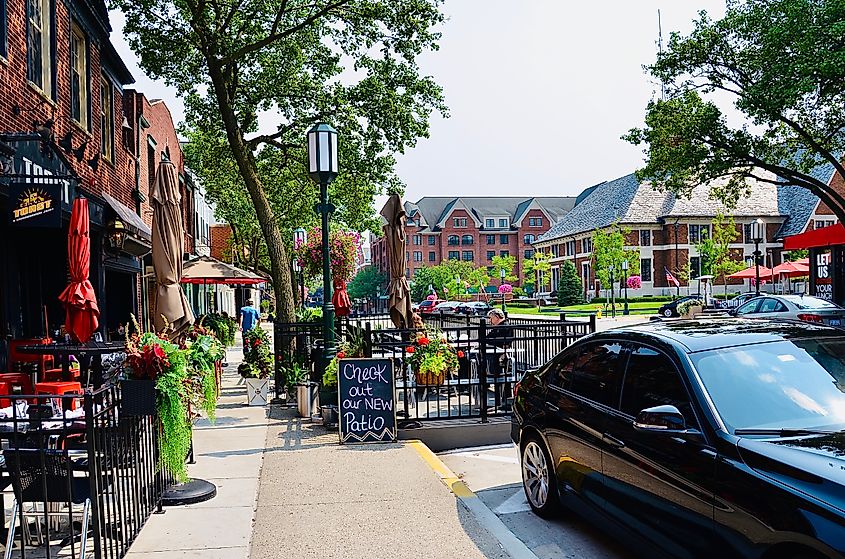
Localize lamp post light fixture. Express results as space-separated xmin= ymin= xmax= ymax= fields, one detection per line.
xmin=107 ymin=219 xmax=127 ymax=251
xmin=751 ymin=218 xmax=765 ymax=296
xmin=293 ymin=228 xmax=307 ymax=307
xmin=608 ymin=264 xmax=616 ymax=319
xmin=499 ymin=268 xmax=507 ymax=314
xmin=306 ymin=123 xmax=339 ymax=369
xmin=621 ymin=259 xmax=630 ymax=315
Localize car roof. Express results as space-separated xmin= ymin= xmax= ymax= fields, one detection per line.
xmin=599 ymin=318 xmax=845 ymax=353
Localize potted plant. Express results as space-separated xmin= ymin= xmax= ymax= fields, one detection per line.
xmin=406 ymin=328 xmax=461 ymax=386
xmin=184 ymin=323 xmax=225 ymax=421
xmin=320 ymin=328 xmax=367 ymax=428
xmin=677 ymin=298 xmax=704 ymax=319
xmin=240 ymin=326 xmax=272 ymax=406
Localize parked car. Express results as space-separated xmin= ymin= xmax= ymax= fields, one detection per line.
xmin=732 ymin=294 xmax=845 ymax=327
xmin=513 ymin=319 xmax=845 ymax=558
xmin=456 ymin=301 xmax=494 ymax=317
xmin=719 ymin=292 xmax=759 ymax=309
xmin=657 ymin=294 xmax=703 ymax=317
xmin=432 ymin=301 xmax=463 ymax=316
xmin=417 ymin=299 xmax=443 ymax=315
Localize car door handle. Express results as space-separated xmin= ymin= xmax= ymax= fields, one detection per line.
xmin=602 ymin=433 xmax=626 ymax=448
xmin=545 ymin=402 xmax=559 ymax=412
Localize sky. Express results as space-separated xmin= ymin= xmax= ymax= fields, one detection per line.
xmin=109 ymin=1 xmax=728 ymax=202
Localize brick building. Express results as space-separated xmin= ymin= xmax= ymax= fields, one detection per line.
xmin=533 ymin=167 xmax=832 ymax=299
xmin=371 ymin=196 xmax=576 ymax=287
xmin=0 ymin=0 xmax=192 ymax=343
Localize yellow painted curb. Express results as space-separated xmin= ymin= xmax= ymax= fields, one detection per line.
xmin=406 ymin=440 xmax=477 ymax=499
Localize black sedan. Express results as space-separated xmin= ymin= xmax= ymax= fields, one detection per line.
xmin=457 ymin=301 xmax=494 ymax=317
xmin=512 ymin=319 xmax=845 ymax=559
xmin=657 ymin=294 xmax=703 ymax=317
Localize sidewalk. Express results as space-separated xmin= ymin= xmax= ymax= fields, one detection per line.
xmin=126 ymin=342 xmax=269 ymax=559
xmin=250 ymin=408 xmax=513 ymax=559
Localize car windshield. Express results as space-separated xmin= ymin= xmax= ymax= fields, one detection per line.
xmin=781 ymin=296 xmax=840 ymax=309
xmin=692 ymin=338 xmax=845 ymax=434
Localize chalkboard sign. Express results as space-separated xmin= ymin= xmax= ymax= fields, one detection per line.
xmin=337 ymin=358 xmax=396 ymax=443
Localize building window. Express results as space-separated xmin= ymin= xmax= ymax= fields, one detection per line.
xmin=565 ymin=240 xmax=576 ymax=256
xmin=551 ymin=245 xmax=559 ymax=257
xmin=690 ymin=256 xmax=701 ymax=279
xmin=406 ymin=219 xmax=415 ymax=226
xmin=499 ymin=250 xmax=509 ymax=257
xmin=640 ymin=230 xmax=651 ymax=246
xmin=100 ymin=75 xmax=113 ymax=160
xmin=523 ymin=234 xmax=535 ymax=244
xmin=0 ymin=0 xmax=7 ymax=58
xmin=487 ymin=250 xmax=495 ymax=261
xmin=499 ymin=218 xmax=509 ymax=228
xmin=582 ymin=236 xmax=593 ymax=253
xmin=448 ymin=251 xmax=459 ymax=260
xmin=405 ymin=251 xmax=410 ymax=261
xmin=147 ymin=139 xmax=156 ymax=194
xmin=70 ymin=24 xmax=88 ymax=128
xmin=27 ymin=0 xmax=52 ymax=93
xmin=529 ymin=217 xmax=543 ymax=227
xmin=688 ymin=224 xmax=710 ymax=244
xmin=461 ymin=235 xmax=474 ymax=245
xmin=462 ymin=251 xmax=474 ymax=261
xmin=499 ymin=234 xmax=509 ymax=244
xmin=640 ymin=258 xmax=652 ymax=282
xmin=485 ymin=218 xmax=494 ymax=228
xmin=412 ymin=235 xmax=422 ymax=245
xmin=743 ymin=223 xmax=753 ymax=243
xmin=413 ymin=251 xmax=422 ymax=262
xmin=428 ymin=251 xmax=436 ymax=262
xmin=815 ymin=219 xmax=835 ymax=230
xmin=453 ymin=217 xmax=467 ymax=228
xmin=524 ymin=249 xmax=534 ymax=259
xmin=447 ymin=235 xmax=459 ymax=246
xmin=486 ymin=235 xmax=496 ymax=245
xmin=428 ymin=235 xmax=436 ymax=246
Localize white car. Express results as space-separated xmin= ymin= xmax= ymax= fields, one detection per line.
xmin=732 ymin=295 xmax=845 ymax=327
xmin=432 ymin=301 xmax=464 ymax=316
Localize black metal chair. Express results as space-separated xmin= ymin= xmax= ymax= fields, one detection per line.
xmin=3 ymin=448 xmax=91 ymax=559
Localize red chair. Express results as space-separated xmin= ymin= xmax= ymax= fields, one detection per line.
xmin=0 ymin=373 xmax=34 ymax=397
xmin=8 ymin=338 xmax=65 ymax=380
xmin=35 ymin=381 xmax=82 ymax=411
xmin=0 ymin=382 xmax=11 ymax=409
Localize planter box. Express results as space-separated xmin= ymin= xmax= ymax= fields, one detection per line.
xmin=245 ymin=378 xmax=270 ymax=406
xmin=121 ymin=379 xmax=157 ymax=416
xmin=319 ymin=388 xmax=338 ymax=409
xmin=682 ymin=305 xmax=704 ymax=319
xmin=321 ymin=405 xmax=339 ymax=431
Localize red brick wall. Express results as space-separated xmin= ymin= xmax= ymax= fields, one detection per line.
xmin=815 ymin=171 xmax=845 ymax=215
xmin=210 ymin=224 xmax=232 ymax=261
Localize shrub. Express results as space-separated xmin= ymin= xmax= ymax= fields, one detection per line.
xmin=557 ymin=261 xmax=584 ymax=306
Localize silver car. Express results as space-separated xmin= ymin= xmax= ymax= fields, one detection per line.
xmin=733 ymin=294 xmax=845 ymax=327
xmin=433 ymin=301 xmax=464 ymax=316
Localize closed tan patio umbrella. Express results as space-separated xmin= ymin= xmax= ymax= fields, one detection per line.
xmin=381 ymin=194 xmax=413 ymax=329
xmin=152 ymin=159 xmax=194 ymax=333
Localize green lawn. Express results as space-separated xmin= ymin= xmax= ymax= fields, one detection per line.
xmin=508 ymin=301 xmax=660 ymax=316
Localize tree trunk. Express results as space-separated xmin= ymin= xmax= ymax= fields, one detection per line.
xmin=207 ymin=63 xmax=296 ymax=323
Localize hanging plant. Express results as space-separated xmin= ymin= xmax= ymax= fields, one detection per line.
xmin=626 ymin=275 xmax=642 ymax=289
xmin=185 ymin=323 xmax=225 ymax=421
xmin=295 ymin=228 xmax=361 ymax=283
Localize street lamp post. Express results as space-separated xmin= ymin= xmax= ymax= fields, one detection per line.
xmin=751 ymin=218 xmax=765 ymax=297
xmin=307 ymin=123 xmax=339 ymax=370
xmin=293 ymin=228 xmax=307 ymax=307
xmin=609 ymin=264 xmax=616 ymax=318
xmin=499 ymin=268 xmax=507 ymax=314
xmin=621 ymin=260 xmax=629 ymax=315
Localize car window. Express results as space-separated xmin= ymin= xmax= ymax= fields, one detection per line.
xmin=736 ymin=299 xmax=761 ymax=315
xmin=550 ymin=341 xmax=626 ymax=406
xmin=620 ymin=345 xmax=695 ymax=425
xmin=757 ymin=298 xmax=782 ymax=313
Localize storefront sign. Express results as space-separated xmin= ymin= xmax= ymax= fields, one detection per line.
xmin=8 ymin=182 xmax=61 ymax=227
xmin=814 ymin=249 xmax=833 ymax=301
xmin=337 ymin=358 xmax=396 ymax=443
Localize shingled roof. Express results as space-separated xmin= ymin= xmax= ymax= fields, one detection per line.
xmin=402 ymin=196 xmax=576 ymax=233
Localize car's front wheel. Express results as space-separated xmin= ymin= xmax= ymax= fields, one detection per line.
xmin=521 ymin=437 xmax=559 ymax=518
xmin=662 ymin=308 xmax=674 ymax=317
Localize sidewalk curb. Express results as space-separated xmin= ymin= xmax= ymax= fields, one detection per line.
xmin=406 ymin=440 xmax=540 ymax=559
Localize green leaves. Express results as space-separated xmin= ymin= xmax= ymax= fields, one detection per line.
xmin=625 ymin=0 xmax=845 ymax=220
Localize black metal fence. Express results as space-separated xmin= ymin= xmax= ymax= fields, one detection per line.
xmin=1 ymin=384 xmax=164 ymax=559
xmin=275 ymin=314 xmax=595 ymax=422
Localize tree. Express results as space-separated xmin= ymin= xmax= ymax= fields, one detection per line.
xmin=347 ymin=266 xmax=387 ymax=300
xmin=786 ymin=249 xmax=809 ymax=262
xmin=523 ymin=251 xmax=551 ymax=294
xmin=491 ymin=254 xmax=517 ymax=284
xmin=624 ymin=0 xmax=845 ymax=225
xmin=696 ymin=213 xmax=745 ymax=297
xmin=592 ymin=226 xmax=640 ymax=301
xmin=117 ymin=0 xmax=448 ymax=322
xmin=557 ymin=261 xmax=584 ymax=307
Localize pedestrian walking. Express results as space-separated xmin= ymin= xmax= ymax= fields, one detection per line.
xmin=239 ymin=298 xmax=261 ymax=355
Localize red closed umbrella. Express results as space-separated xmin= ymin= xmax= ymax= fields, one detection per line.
xmin=58 ymin=197 xmax=99 ymax=343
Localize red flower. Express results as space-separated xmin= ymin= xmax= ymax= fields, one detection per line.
xmin=406 ymin=346 xmax=415 ymax=354
xmin=457 ymin=350 xmax=465 ymax=358
xmin=253 ymin=339 xmax=261 ymax=347
xmin=418 ymin=337 xmax=430 ymax=346
xmin=153 ymin=345 xmax=166 ymax=360
xmin=337 ymin=351 xmax=346 ymax=359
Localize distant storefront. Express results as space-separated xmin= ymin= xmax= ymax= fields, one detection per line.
xmin=784 ymin=223 xmax=845 ymax=305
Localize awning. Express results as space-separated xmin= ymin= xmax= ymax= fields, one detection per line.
xmin=102 ymin=192 xmax=152 ymax=242
xmin=181 ymin=255 xmax=265 ymax=285
xmin=783 ymin=223 xmax=845 ymax=250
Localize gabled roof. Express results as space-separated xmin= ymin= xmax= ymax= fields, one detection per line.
xmin=400 ymin=196 xmax=576 ymax=233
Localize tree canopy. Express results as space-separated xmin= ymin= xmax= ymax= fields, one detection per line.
xmin=557 ymin=261 xmax=584 ymax=307
xmin=116 ymin=0 xmax=448 ymax=319
xmin=347 ymin=266 xmax=387 ymax=300
xmin=624 ymin=0 xmax=845 ymax=222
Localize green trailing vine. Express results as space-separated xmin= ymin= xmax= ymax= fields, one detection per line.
xmin=155 ymin=342 xmax=193 ymax=483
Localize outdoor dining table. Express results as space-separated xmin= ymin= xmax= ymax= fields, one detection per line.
xmin=18 ymin=341 xmax=126 ymax=387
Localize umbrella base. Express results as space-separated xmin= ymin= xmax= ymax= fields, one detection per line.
xmin=162 ymin=478 xmax=217 ymax=506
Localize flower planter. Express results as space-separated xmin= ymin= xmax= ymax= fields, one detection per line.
xmin=414 ymin=370 xmax=446 ymax=386
xmin=321 ymin=405 xmax=339 ymax=431
xmin=121 ymin=379 xmax=157 ymax=416
xmin=245 ymin=378 xmax=270 ymax=406
xmin=319 ymin=387 xmax=338 ymax=409
xmin=682 ymin=305 xmax=704 ymax=319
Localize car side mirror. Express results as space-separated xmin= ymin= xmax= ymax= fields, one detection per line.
xmin=633 ymin=405 xmax=701 ymax=441
xmin=728 ymin=309 xmax=737 ymax=317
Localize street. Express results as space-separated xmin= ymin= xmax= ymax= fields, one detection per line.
xmin=440 ymin=445 xmax=634 ymax=559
